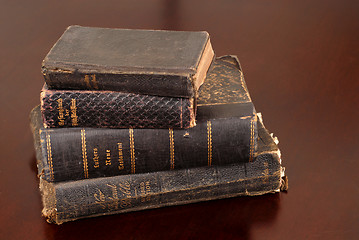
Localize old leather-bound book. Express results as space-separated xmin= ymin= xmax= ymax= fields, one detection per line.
xmin=32 ymin=56 xmax=258 ymax=182
xmin=42 ymin=25 xmax=214 ymax=98
xmin=40 ymin=56 xmax=253 ymax=129
xmin=37 ymin=116 xmax=287 ymax=224
xmin=40 ymin=84 xmax=197 ymax=129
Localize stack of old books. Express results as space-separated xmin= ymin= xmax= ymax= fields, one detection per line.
xmin=30 ymin=26 xmax=287 ymax=224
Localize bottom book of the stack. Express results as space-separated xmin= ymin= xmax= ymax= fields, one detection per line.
xmin=32 ymin=115 xmax=287 ymax=224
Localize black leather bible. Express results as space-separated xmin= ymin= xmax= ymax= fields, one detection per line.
xmin=40 ymin=84 xmax=196 ymax=129
xmin=32 ymin=56 xmax=258 ymax=182
xmin=38 ymin=117 xmax=287 ymax=224
xmin=42 ymin=26 xmax=214 ymax=98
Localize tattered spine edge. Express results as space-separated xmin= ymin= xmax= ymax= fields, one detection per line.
xmin=257 ymin=112 xmax=288 ymax=192
xmin=40 ymin=180 xmax=57 ymax=223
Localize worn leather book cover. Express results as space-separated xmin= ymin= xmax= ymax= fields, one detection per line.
xmin=38 ymin=117 xmax=287 ymax=224
xmin=32 ymin=56 xmax=258 ymax=182
xmin=40 ymin=56 xmax=253 ymax=129
xmin=42 ymin=26 xmax=214 ymax=98
xmin=40 ymin=85 xmax=196 ymax=129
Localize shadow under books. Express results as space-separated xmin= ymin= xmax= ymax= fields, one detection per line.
xmin=41 ymin=193 xmax=281 ymax=240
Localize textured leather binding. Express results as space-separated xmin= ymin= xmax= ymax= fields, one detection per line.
xmin=31 ymin=105 xmax=257 ymax=182
xmin=32 ymin=56 xmax=258 ymax=182
xmin=42 ymin=26 xmax=214 ymax=98
xmin=41 ymin=87 xmax=195 ymax=129
xmin=44 ymin=72 xmax=194 ymax=98
xmin=38 ymin=119 xmax=286 ymax=224
xmin=40 ymin=56 xmax=253 ymax=129
xmin=197 ymin=55 xmax=253 ymax=119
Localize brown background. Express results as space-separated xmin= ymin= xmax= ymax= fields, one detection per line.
xmin=0 ymin=0 xmax=358 ymax=239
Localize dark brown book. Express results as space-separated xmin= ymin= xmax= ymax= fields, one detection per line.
xmin=38 ymin=116 xmax=287 ymax=224
xmin=32 ymin=56 xmax=258 ymax=182
xmin=42 ymin=26 xmax=214 ymax=98
xmin=40 ymin=56 xmax=254 ymax=129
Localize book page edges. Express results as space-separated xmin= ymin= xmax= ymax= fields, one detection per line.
xmin=257 ymin=112 xmax=288 ymax=192
xmin=188 ymin=98 xmax=196 ymax=128
xmin=40 ymin=89 xmax=51 ymax=128
xmin=192 ymin=40 xmax=215 ymax=93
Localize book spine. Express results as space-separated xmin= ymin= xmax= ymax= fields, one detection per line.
xmin=42 ymin=70 xmax=194 ymax=98
xmin=35 ymin=115 xmax=257 ymax=182
xmin=40 ymin=88 xmax=195 ymax=129
xmin=40 ymin=152 xmax=282 ymax=224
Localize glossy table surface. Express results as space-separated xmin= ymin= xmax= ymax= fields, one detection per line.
xmin=0 ymin=0 xmax=358 ymax=239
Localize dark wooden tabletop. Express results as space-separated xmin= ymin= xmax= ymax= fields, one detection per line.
xmin=1 ymin=0 xmax=358 ymax=239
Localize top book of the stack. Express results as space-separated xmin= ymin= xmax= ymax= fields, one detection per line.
xmin=42 ymin=26 xmax=215 ymax=98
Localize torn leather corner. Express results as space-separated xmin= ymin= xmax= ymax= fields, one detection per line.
xmin=280 ymin=175 xmax=289 ymax=191
xmin=40 ymin=179 xmax=59 ymax=224
xmin=37 ymin=169 xmax=45 ymax=179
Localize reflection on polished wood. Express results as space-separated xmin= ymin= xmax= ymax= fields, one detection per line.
xmin=0 ymin=0 xmax=358 ymax=239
